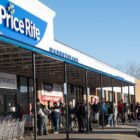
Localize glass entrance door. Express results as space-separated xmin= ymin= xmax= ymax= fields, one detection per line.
xmin=0 ymin=88 xmax=16 ymax=115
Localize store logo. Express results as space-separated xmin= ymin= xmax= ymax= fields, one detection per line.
xmin=0 ymin=2 xmax=40 ymax=41
xmin=7 ymin=2 xmax=15 ymax=15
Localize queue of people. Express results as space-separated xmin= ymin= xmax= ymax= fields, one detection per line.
xmin=34 ymin=98 xmax=140 ymax=135
xmin=117 ymin=100 xmax=140 ymax=123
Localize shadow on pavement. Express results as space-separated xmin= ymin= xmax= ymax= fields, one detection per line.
xmin=39 ymin=138 xmax=117 ymax=140
xmin=70 ymin=138 xmax=117 ymax=140
xmin=91 ymin=131 xmax=135 ymax=134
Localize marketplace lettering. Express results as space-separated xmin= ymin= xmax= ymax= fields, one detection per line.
xmin=0 ymin=4 xmax=40 ymax=41
xmin=49 ymin=47 xmax=79 ymax=63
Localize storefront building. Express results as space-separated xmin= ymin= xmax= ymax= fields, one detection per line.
xmin=0 ymin=0 xmax=136 ymax=112
xmin=0 ymin=0 xmax=137 ymax=138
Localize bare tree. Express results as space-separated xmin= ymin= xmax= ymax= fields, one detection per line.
xmin=115 ymin=61 xmax=140 ymax=79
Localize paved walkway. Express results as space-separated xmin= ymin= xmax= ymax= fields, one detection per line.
xmin=25 ymin=121 xmax=139 ymax=140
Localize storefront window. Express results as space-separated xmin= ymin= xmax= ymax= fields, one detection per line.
xmin=97 ymin=89 xmax=100 ymax=101
xmin=108 ymin=91 xmax=112 ymax=102
xmin=29 ymin=79 xmax=33 ymax=104
xmin=124 ymin=94 xmax=128 ymax=103
xmin=20 ymin=77 xmax=28 ymax=93
xmin=97 ymin=89 xmax=103 ymax=102
xmin=20 ymin=77 xmax=28 ymax=114
xmin=29 ymin=79 xmax=33 ymax=115
xmin=67 ymin=84 xmax=71 ymax=94
xmin=117 ymin=92 xmax=122 ymax=102
xmin=131 ymin=95 xmax=135 ymax=102
xmin=0 ymin=95 xmax=4 ymax=114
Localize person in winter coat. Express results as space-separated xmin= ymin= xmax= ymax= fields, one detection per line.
xmin=107 ymin=102 xmax=114 ymax=127
xmin=92 ymin=98 xmax=100 ymax=125
xmin=51 ymin=102 xmax=60 ymax=134
xmin=36 ymin=99 xmax=45 ymax=135
xmin=43 ymin=105 xmax=50 ymax=135
xmin=68 ymin=101 xmax=75 ymax=132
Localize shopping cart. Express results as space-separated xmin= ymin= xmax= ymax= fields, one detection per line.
xmin=0 ymin=118 xmax=25 ymax=140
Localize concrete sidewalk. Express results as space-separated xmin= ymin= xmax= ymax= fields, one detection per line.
xmin=25 ymin=122 xmax=139 ymax=140
xmin=25 ymin=133 xmax=139 ymax=140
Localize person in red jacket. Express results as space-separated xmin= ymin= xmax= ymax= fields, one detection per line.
xmin=118 ymin=100 xmax=123 ymax=122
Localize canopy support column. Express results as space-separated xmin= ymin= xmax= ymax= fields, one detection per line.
xmin=134 ymin=85 xmax=136 ymax=103
xmin=128 ymin=85 xmax=130 ymax=104
xmin=111 ymin=79 xmax=115 ymax=126
xmin=100 ymin=74 xmax=104 ymax=129
xmin=121 ymin=82 xmax=123 ymax=102
xmin=85 ymin=70 xmax=89 ymax=133
xmin=121 ymin=82 xmax=125 ymax=124
xmin=64 ymin=63 xmax=69 ymax=140
xmin=111 ymin=79 xmax=114 ymax=103
xmin=32 ymin=52 xmax=37 ymax=140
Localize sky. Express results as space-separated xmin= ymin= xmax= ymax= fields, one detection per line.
xmin=39 ymin=0 xmax=140 ymax=68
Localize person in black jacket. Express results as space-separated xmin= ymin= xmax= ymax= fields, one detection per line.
xmin=92 ymin=98 xmax=100 ymax=125
xmin=107 ymin=102 xmax=114 ymax=127
xmin=51 ymin=102 xmax=60 ymax=134
xmin=76 ymin=102 xmax=83 ymax=132
xmin=82 ymin=101 xmax=88 ymax=131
